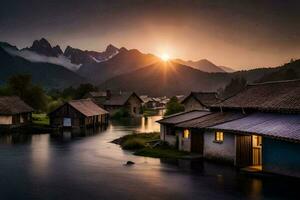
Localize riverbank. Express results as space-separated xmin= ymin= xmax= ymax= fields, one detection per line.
xmin=112 ymin=133 xmax=190 ymax=159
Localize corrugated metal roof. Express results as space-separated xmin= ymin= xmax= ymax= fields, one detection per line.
xmin=176 ymin=112 xmax=245 ymax=128
xmin=0 ymin=96 xmax=34 ymax=115
xmin=157 ymin=110 xmax=211 ymax=125
xmin=210 ymin=113 xmax=300 ymax=141
xmin=69 ymin=99 xmax=108 ymax=117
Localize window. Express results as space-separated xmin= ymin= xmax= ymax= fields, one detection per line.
xmin=166 ymin=127 xmax=176 ymax=136
xmin=133 ymin=107 xmax=136 ymax=113
xmin=215 ymin=131 xmax=224 ymax=142
xmin=183 ymin=129 xmax=190 ymax=139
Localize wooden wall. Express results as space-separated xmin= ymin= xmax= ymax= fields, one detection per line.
xmin=183 ymin=97 xmax=206 ymax=111
xmin=49 ymin=104 xmax=108 ymax=128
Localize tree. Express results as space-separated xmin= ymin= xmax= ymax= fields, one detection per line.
xmin=74 ymin=83 xmax=98 ymax=99
xmin=6 ymin=74 xmax=48 ymax=112
xmin=221 ymin=77 xmax=247 ymax=98
xmin=7 ymin=74 xmax=32 ymax=99
xmin=164 ymin=96 xmax=184 ymax=116
xmin=24 ymin=85 xmax=48 ymax=111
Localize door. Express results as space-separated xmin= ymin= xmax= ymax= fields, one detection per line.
xmin=236 ymin=135 xmax=252 ymax=167
xmin=191 ymin=130 xmax=204 ymax=154
xmin=252 ymin=135 xmax=262 ymax=166
xmin=63 ymin=118 xmax=72 ymax=127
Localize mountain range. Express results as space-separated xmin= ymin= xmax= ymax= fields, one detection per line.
xmin=0 ymin=38 xmax=299 ymax=95
xmin=174 ymin=59 xmax=234 ymax=73
xmin=0 ymin=43 xmax=85 ymax=89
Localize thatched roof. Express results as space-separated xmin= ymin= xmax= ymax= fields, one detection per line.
xmin=181 ymin=92 xmax=220 ymax=107
xmin=68 ymin=99 xmax=108 ymax=117
xmin=212 ymin=79 xmax=300 ymax=113
xmin=0 ymin=96 xmax=34 ymax=115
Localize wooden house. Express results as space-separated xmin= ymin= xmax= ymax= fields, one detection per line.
xmin=208 ymin=79 xmax=300 ymax=177
xmin=49 ymin=99 xmax=109 ymax=128
xmin=0 ymin=96 xmax=33 ymax=128
xmin=87 ymin=90 xmax=143 ymax=117
xmin=181 ymin=92 xmax=220 ymax=111
xmin=158 ymin=80 xmax=300 ymax=178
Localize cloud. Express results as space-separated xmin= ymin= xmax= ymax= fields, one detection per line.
xmin=3 ymin=47 xmax=81 ymax=71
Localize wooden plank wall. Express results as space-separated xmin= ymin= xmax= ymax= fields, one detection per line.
xmin=236 ymin=135 xmax=252 ymax=167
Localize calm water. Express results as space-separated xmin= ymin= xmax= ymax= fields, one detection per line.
xmin=0 ymin=116 xmax=299 ymax=200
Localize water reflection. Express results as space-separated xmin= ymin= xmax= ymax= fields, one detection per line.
xmin=139 ymin=116 xmax=161 ymax=133
xmin=0 ymin=115 xmax=299 ymax=200
xmin=30 ymin=134 xmax=50 ymax=178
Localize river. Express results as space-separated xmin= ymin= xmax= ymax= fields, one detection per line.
xmin=0 ymin=116 xmax=298 ymax=200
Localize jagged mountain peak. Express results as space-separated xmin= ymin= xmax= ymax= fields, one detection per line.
xmin=27 ymin=38 xmax=62 ymax=57
xmin=106 ymin=44 xmax=118 ymax=52
xmin=53 ymin=45 xmax=63 ymax=55
xmin=119 ymin=47 xmax=128 ymax=52
xmin=32 ymin=38 xmax=51 ymax=48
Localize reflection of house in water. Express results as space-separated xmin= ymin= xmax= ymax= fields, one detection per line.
xmin=158 ymin=80 xmax=300 ymax=178
xmin=0 ymin=96 xmax=33 ymax=128
xmin=139 ymin=116 xmax=162 ymax=133
xmin=49 ymin=99 xmax=109 ymax=129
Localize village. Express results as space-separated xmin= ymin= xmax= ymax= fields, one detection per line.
xmin=0 ymin=79 xmax=299 ymax=179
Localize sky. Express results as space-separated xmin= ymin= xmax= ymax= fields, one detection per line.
xmin=0 ymin=0 xmax=300 ymax=69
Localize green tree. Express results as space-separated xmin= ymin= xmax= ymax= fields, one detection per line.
xmin=24 ymin=85 xmax=48 ymax=112
xmin=7 ymin=74 xmax=32 ymax=99
xmin=6 ymin=74 xmax=48 ymax=112
xmin=164 ymin=97 xmax=184 ymax=116
xmin=74 ymin=83 xmax=98 ymax=99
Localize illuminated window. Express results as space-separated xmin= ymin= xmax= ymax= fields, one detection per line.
xmin=183 ymin=129 xmax=190 ymax=139
xmin=215 ymin=131 xmax=224 ymax=142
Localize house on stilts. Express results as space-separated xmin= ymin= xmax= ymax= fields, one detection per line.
xmin=49 ymin=99 xmax=109 ymax=129
xmin=0 ymin=96 xmax=33 ymax=129
xmin=85 ymin=90 xmax=143 ymax=117
xmin=158 ymin=79 xmax=300 ymax=178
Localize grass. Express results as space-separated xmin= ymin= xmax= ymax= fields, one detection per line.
xmin=113 ymin=132 xmax=160 ymax=149
xmin=32 ymin=113 xmax=50 ymax=126
xmin=134 ymin=146 xmax=189 ymax=159
xmin=112 ymin=132 xmax=190 ymax=159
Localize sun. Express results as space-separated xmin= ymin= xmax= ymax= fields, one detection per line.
xmin=160 ymin=53 xmax=170 ymax=61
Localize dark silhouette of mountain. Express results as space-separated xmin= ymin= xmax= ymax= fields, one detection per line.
xmin=64 ymin=46 xmax=96 ymax=65
xmin=256 ymin=59 xmax=300 ymax=83
xmin=174 ymin=59 xmax=226 ymax=73
xmin=219 ymin=65 xmax=235 ymax=72
xmin=78 ymin=48 xmax=159 ymax=84
xmin=64 ymin=44 xmax=119 ymax=65
xmin=24 ymin=38 xmax=63 ymax=57
xmin=0 ymin=46 xmax=85 ymax=89
xmin=0 ymin=42 xmax=19 ymax=51
xmin=99 ymin=59 xmax=291 ymax=96
xmin=87 ymin=44 xmax=119 ymax=61
xmin=99 ymin=61 xmax=232 ymax=96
